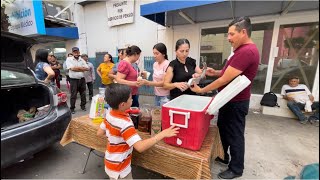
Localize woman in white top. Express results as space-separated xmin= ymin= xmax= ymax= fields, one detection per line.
xmin=139 ymin=43 xmax=170 ymax=106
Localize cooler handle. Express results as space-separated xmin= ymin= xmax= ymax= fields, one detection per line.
xmin=169 ymin=110 xmax=190 ymax=128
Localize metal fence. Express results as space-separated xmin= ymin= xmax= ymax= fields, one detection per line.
xmin=138 ymin=56 xmax=155 ymax=96
xmin=91 ymin=55 xmax=155 ymax=96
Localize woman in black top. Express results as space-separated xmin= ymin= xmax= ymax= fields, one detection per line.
xmin=164 ymin=39 xmax=202 ymax=100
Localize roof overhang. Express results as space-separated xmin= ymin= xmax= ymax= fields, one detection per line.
xmin=29 ymin=27 xmax=79 ymax=43
xmin=141 ymin=0 xmax=319 ymax=27
xmin=3 ymin=0 xmax=79 ymax=43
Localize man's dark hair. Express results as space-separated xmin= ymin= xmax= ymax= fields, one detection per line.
xmin=229 ymin=16 xmax=252 ymax=37
xmin=81 ymin=54 xmax=88 ymax=58
xmin=105 ymin=84 xmax=131 ymax=109
xmin=289 ymin=76 xmax=299 ymax=80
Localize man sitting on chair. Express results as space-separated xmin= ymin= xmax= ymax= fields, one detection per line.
xmin=281 ymin=76 xmax=319 ymax=126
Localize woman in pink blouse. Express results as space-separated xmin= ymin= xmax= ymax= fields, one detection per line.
xmin=116 ymin=45 xmax=144 ymax=107
xmin=138 ymin=43 xmax=170 ymax=106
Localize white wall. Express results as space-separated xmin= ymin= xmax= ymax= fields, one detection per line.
xmin=82 ymin=0 xmax=158 ymax=59
xmin=65 ymin=2 xmax=319 ymax=112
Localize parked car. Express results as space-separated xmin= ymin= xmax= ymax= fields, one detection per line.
xmin=1 ymin=31 xmax=72 ymax=169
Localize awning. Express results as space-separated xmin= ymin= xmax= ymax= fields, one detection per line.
xmin=3 ymin=0 xmax=79 ymax=43
xmin=141 ymin=0 xmax=319 ymax=26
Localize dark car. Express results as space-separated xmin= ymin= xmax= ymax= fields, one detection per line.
xmin=1 ymin=32 xmax=72 ymax=169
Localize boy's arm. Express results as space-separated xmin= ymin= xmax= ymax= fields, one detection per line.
xmin=133 ymin=126 xmax=179 ymax=153
xmin=97 ymin=128 xmax=105 ymax=137
xmin=97 ymin=122 xmax=106 ymax=136
xmin=133 ymin=133 xmax=164 ymax=153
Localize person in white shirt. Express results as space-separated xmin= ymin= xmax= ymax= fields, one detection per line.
xmin=66 ymin=47 xmax=89 ymax=114
xmin=63 ymin=53 xmax=73 ymax=91
xmin=81 ymin=54 xmax=95 ymax=101
xmin=281 ymin=76 xmax=319 ymax=125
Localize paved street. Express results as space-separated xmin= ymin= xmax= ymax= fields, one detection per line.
xmin=1 ymin=80 xmax=319 ymax=179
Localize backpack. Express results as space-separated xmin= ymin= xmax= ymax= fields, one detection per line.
xmin=260 ymin=92 xmax=280 ymax=107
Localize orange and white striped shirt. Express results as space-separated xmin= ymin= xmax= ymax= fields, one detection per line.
xmin=99 ymin=109 xmax=141 ymax=179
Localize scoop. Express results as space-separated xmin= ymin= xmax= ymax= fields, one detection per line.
xmin=187 ymin=58 xmax=207 ymax=87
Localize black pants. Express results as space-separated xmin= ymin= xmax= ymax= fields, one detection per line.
xmin=86 ymin=81 xmax=94 ymax=99
xmin=69 ymin=78 xmax=86 ymax=110
xmin=132 ymin=95 xmax=139 ymax=107
xmin=217 ymin=100 xmax=249 ymax=175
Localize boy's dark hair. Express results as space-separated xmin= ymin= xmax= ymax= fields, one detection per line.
xmin=105 ymin=84 xmax=131 ymax=109
xmin=229 ymin=16 xmax=252 ymax=37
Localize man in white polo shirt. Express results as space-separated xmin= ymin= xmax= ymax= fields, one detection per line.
xmin=281 ymin=76 xmax=319 ymax=126
xmin=66 ymin=47 xmax=89 ymax=114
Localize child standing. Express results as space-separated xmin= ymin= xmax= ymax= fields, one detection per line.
xmin=97 ymin=83 xmax=179 ymax=179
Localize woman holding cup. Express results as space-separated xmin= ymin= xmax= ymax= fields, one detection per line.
xmin=163 ymin=38 xmax=202 ymax=100
xmin=116 ymin=45 xmax=145 ymax=107
xmin=138 ymin=43 xmax=170 ymax=106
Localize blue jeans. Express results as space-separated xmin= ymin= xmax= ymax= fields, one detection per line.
xmin=154 ymin=95 xmax=170 ymax=107
xmin=287 ymin=101 xmax=319 ymax=121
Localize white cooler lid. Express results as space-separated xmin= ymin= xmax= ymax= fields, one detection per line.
xmin=163 ymin=95 xmax=213 ymax=111
xmin=206 ymin=75 xmax=251 ymax=115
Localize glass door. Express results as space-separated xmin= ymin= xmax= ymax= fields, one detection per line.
xmin=270 ymin=22 xmax=319 ymax=93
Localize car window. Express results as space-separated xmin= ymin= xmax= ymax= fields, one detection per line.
xmin=1 ymin=69 xmax=35 ymax=86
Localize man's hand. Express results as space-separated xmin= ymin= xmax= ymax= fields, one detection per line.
xmin=190 ymin=83 xmax=203 ymax=93
xmin=309 ymin=95 xmax=315 ymax=102
xmin=206 ymin=67 xmax=216 ymax=76
xmin=287 ymin=96 xmax=294 ymax=101
xmin=192 ymin=73 xmax=201 ymax=78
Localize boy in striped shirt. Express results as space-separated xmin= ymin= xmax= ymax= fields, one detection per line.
xmin=97 ymin=83 xmax=179 ymax=179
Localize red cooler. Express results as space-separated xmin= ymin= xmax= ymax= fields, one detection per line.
xmin=162 ymin=95 xmax=214 ymax=150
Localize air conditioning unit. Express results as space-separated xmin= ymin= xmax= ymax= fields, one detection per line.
xmin=42 ymin=1 xmax=71 ymax=20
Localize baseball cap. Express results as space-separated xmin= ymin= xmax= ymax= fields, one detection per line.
xmin=72 ymin=47 xmax=79 ymax=52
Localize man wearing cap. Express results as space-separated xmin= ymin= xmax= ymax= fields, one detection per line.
xmin=66 ymin=47 xmax=89 ymax=114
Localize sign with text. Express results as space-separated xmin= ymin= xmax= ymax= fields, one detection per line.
xmin=106 ymin=0 xmax=135 ymax=27
xmin=4 ymin=0 xmax=44 ymax=36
